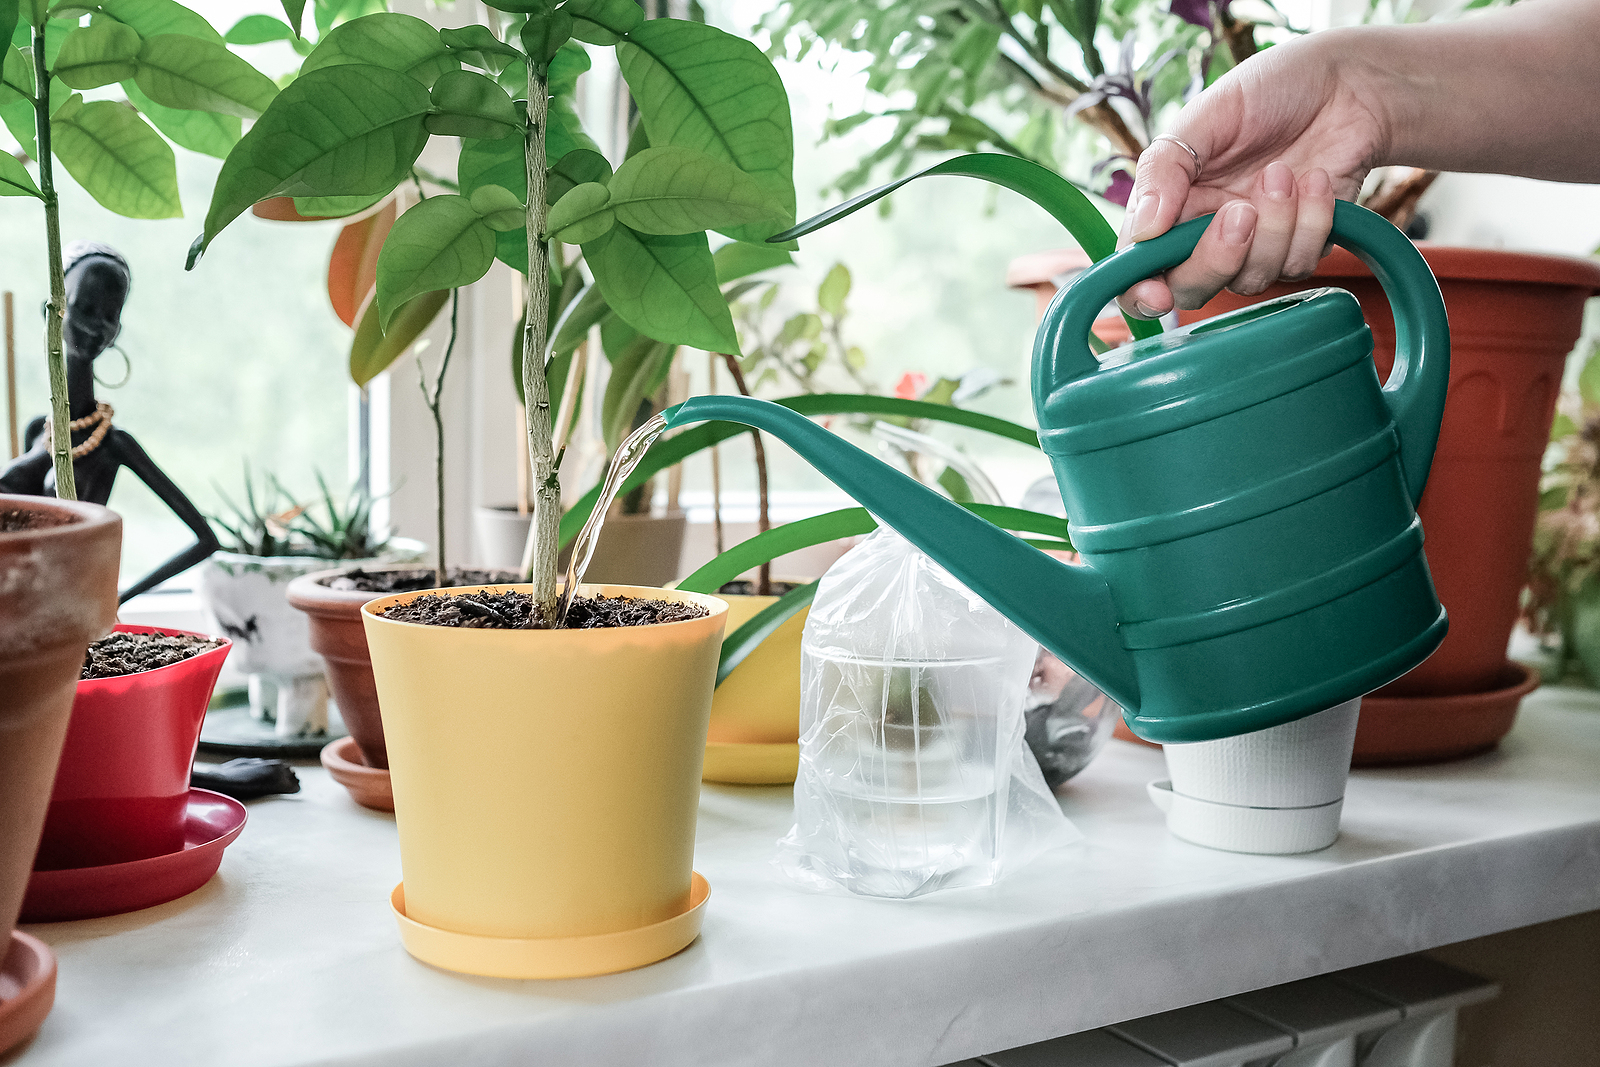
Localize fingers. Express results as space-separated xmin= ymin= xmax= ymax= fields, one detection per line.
xmin=1164 ymin=201 xmax=1259 ymax=311
xmin=1118 ymin=137 xmax=1203 ymax=247
xmin=1229 ymin=161 xmax=1297 ymax=295
xmin=1283 ymin=168 xmax=1336 ymax=280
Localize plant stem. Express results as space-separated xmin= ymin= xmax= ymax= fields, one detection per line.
xmin=521 ymin=63 xmax=558 ymax=622
xmin=33 ymin=30 xmax=74 ymax=501
xmin=721 ymin=353 xmax=770 ymax=596
xmin=418 ymin=290 xmax=460 ymax=589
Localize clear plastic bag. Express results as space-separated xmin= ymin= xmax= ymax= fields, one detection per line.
xmin=776 ymin=528 xmax=1079 ymax=898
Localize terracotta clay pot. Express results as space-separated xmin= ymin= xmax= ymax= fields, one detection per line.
xmin=286 ymin=568 xmax=395 ymax=771
xmin=1187 ymin=247 xmax=1600 ymax=704
xmin=0 ymin=495 xmax=120 ymax=943
xmin=34 ymin=625 xmax=231 ymax=871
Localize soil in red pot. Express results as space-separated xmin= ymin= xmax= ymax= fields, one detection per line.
xmin=81 ymin=632 xmax=224 ymax=680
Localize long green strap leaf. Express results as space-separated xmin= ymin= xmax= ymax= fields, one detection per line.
xmin=768 ymin=152 xmax=1159 ymax=342
xmin=677 ymin=504 xmax=1072 ymax=595
xmin=714 ymin=580 xmax=817 ymax=687
xmin=558 ymin=395 xmax=1043 ymax=547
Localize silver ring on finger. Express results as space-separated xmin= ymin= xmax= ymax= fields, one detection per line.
xmin=1151 ymin=134 xmax=1203 ymax=182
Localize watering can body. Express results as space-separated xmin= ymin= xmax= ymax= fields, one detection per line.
xmin=667 ymin=200 xmax=1449 ymax=744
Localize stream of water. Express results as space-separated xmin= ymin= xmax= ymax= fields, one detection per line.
xmin=554 ymin=412 xmax=670 ymax=627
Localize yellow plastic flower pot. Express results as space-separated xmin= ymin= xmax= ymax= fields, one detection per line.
xmin=703 ymin=593 xmax=808 ymax=785
xmin=361 ymin=584 xmax=726 ymax=979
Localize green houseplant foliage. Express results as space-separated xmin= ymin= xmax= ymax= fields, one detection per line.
xmin=2 ymin=0 xmax=280 ymax=499
xmin=191 ymin=0 xmax=798 ymax=625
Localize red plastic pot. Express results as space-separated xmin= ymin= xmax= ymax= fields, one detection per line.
xmin=34 ymin=625 xmax=231 ymax=871
xmin=1188 ymin=246 xmax=1600 ymax=700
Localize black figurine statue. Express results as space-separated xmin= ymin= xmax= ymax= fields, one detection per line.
xmin=0 ymin=242 xmax=219 ymax=601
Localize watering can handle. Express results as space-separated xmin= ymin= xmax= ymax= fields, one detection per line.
xmin=1037 ymin=199 xmax=1451 ymax=504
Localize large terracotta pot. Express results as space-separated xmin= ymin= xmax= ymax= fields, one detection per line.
xmin=1187 ymin=247 xmax=1600 ymax=699
xmin=0 ymin=496 xmax=120 ymax=941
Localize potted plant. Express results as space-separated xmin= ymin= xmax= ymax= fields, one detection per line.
xmin=191 ymin=0 xmax=801 ymax=978
xmin=24 ymin=625 xmax=244 ymax=922
xmin=200 ymin=467 xmax=423 ymax=742
xmin=3 ymin=0 xmax=278 ymax=1038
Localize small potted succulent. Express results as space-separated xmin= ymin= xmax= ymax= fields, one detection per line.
xmin=199 ymin=468 xmax=422 ymax=741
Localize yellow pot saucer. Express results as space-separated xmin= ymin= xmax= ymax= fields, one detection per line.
xmin=702 ymin=741 xmax=799 ymax=785
xmin=390 ymin=872 xmax=710 ymax=980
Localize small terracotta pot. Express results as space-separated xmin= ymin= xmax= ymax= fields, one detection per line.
xmin=287 ymin=568 xmax=393 ymax=770
xmin=0 ymin=495 xmax=120 ymax=941
xmin=35 ymin=625 xmax=231 ymax=871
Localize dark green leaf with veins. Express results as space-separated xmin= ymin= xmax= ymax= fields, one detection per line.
xmin=51 ymin=97 xmax=181 ymax=218
xmin=190 ymin=64 xmax=431 ymax=265
xmin=438 ymin=24 xmax=518 ymax=73
xmin=426 ymin=68 xmax=519 ymax=138
xmin=583 ymin=225 xmax=738 ymax=354
xmin=713 ymin=241 xmax=793 ymax=285
xmin=563 ymin=0 xmax=641 ymax=45
xmin=98 ymin=0 xmax=224 ymax=43
xmin=546 ymin=147 xmax=609 ymax=204
xmin=547 ymin=181 xmax=614 ymax=244
xmin=135 ymin=34 xmax=279 ymax=118
xmin=375 ymin=194 xmax=496 ymax=327
xmin=591 ymin=145 xmax=787 ymax=236
xmin=225 ymin=14 xmax=296 ymax=45
xmin=123 ymin=78 xmax=240 ymax=158
xmin=301 ymin=13 xmax=458 ymax=88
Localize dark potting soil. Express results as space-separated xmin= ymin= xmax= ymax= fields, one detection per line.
xmin=1 ymin=508 xmax=72 ymax=532
xmin=82 ymin=631 xmax=225 ymax=680
xmin=717 ymin=580 xmax=802 ymax=597
xmin=323 ymin=567 xmax=521 ymax=594
xmin=380 ymin=590 xmax=709 ymax=630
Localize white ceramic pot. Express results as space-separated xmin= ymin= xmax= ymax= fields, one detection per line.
xmin=198 ymin=538 xmax=425 ymax=736
xmin=1148 ymin=698 xmax=1361 ymax=855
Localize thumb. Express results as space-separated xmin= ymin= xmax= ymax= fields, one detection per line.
xmin=1121 ymin=137 xmax=1201 ymax=245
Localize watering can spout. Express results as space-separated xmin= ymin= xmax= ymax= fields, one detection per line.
xmin=664 ymin=394 xmax=1142 ymax=712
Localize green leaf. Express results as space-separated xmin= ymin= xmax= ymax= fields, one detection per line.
xmin=494 ymin=226 xmax=529 ymax=274
xmin=375 ymin=194 xmax=494 ymax=327
xmin=547 ymin=146 xmax=609 ymax=204
xmin=279 ymin=0 xmax=305 ymax=37
xmin=1550 ymin=412 xmax=1578 ymax=442
xmin=583 ymin=225 xmax=737 ymax=354
xmin=349 ymin=287 xmax=448 ymax=386
xmin=948 ymin=20 xmax=1000 ymax=88
xmin=712 ymin=580 xmax=817 ymax=687
xmin=713 ymin=240 xmax=792 ymax=284
xmin=425 ymin=67 xmax=518 ymax=139
xmin=546 ymin=39 xmax=588 ymax=96
xmin=0 ymin=0 xmax=17 ymax=61
xmin=54 ymin=21 xmax=141 ymax=90
xmin=617 ymin=19 xmax=794 ymax=244
xmin=123 ymin=78 xmax=239 ymax=158
xmin=1580 ymin=353 xmax=1600 ymax=406
xmin=518 ymin=8 xmax=570 ymax=67
xmin=548 ymin=181 xmax=614 ymax=244
xmin=550 ymin=282 xmax=609 ymax=359
xmin=134 ymin=33 xmax=278 ymax=118
xmin=458 ymin=130 xmax=522 ymax=199
xmin=1 ymin=95 xmax=35 ymax=158
xmin=292 ymin=189 xmax=386 ymax=217
xmin=563 ymin=0 xmax=641 ymax=45
xmin=601 ymin=332 xmax=675 ymax=451
xmin=0 ymin=42 xmax=33 ymax=105
xmin=546 ymin=91 xmax=597 ymax=161
xmin=774 ymin=151 xmax=1158 ymax=343
xmin=191 ymin=64 xmax=430 ymax=265
xmin=301 ymin=13 xmax=457 ymax=88
xmin=0 ymin=147 xmax=40 ymax=195
xmin=817 ymin=262 xmax=849 ymax=316
xmin=225 ymin=14 xmax=295 ymax=45
xmin=590 ymin=144 xmax=786 ymax=236
xmin=438 ymin=24 xmax=518 ymax=74
xmin=51 ymin=97 xmax=180 ymax=217
xmin=96 ymin=0 xmax=221 ymax=42
xmin=468 ymin=182 xmax=522 ymax=231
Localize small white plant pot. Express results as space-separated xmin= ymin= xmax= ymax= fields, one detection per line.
xmin=1148 ymin=698 xmax=1361 ymax=855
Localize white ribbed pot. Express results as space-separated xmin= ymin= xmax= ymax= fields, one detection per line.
xmin=1148 ymin=698 xmax=1361 ymax=855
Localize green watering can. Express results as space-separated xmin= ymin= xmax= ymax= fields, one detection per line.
xmin=666 ymin=198 xmax=1450 ymax=744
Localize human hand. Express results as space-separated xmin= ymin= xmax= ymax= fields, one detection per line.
xmin=1116 ymin=31 xmax=1393 ymax=319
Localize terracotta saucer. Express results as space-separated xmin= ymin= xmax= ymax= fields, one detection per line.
xmin=22 ymin=789 xmax=247 ymax=922
xmin=321 ymin=736 xmax=394 ymax=812
xmin=0 ymin=931 xmax=56 ymax=1055
xmin=1353 ymin=662 xmax=1541 ymax=766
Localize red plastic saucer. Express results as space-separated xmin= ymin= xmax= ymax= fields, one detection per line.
xmin=0 ymin=930 xmax=56 ymax=1054
xmin=22 ymin=789 xmax=247 ymax=923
